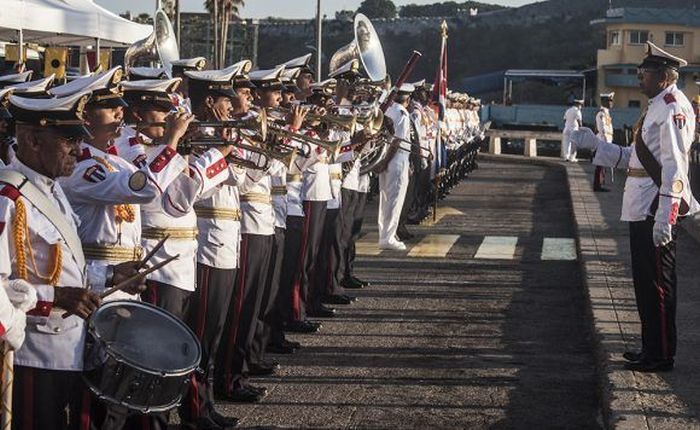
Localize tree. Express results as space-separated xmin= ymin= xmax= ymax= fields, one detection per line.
xmin=204 ymin=0 xmax=245 ymax=67
xmin=357 ymin=0 xmax=397 ymax=19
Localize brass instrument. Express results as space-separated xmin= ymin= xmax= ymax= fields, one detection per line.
xmin=126 ymin=110 xmax=268 ymax=141
xmin=267 ymin=124 xmax=343 ymax=162
xmin=329 ymin=14 xmax=387 ymax=82
xmin=178 ymin=137 xmax=271 ymax=171
xmin=124 ymin=9 xmax=180 ymax=78
xmin=268 ymin=106 xmax=357 ymax=133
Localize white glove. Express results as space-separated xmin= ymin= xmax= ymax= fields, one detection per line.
xmin=7 ymin=279 xmax=38 ymax=313
xmin=570 ymin=128 xmax=601 ymax=151
xmin=3 ymin=307 xmax=26 ymax=351
xmin=653 ymin=221 xmax=674 ymax=247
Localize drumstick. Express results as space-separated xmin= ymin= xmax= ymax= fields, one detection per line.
xmin=99 ymin=255 xmax=180 ymax=299
xmin=61 ymin=254 xmax=180 ymax=318
xmin=138 ymin=235 xmax=170 ymax=270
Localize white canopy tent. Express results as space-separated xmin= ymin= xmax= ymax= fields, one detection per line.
xmin=0 ymin=0 xmax=151 ymax=47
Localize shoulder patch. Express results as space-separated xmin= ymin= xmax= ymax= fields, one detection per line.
xmin=83 ymin=164 xmax=107 ymax=183
xmin=77 ymin=147 xmax=92 ymax=162
xmin=132 ymin=154 xmax=147 ymax=169
xmin=128 ymin=171 xmax=148 ymax=191
xmin=673 ymin=113 xmax=687 ymax=130
xmin=128 ymin=136 xmax=142 ymax=147
xmin=664 ymin=93 xmax=676 ymax=105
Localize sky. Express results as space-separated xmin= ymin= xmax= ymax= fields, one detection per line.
xmin=95 ymin=0 xmax=535 ymax=19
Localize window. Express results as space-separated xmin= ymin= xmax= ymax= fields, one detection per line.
xmin=665 ymin=32 xmax=684 ymax=46
xmin=628 ymin=100 xmax=641 ymax=108
xmin=609 ymin=31 xmax=621 ymax=46
xmin=629 ymin=30 xmax=649 ymax=45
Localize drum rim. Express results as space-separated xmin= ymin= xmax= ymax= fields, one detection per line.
xmin=88 ymin=300 xmax=202 ymax=375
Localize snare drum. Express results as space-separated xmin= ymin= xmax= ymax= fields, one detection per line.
xmin=83 ymin=300 xmax=201 ymax=413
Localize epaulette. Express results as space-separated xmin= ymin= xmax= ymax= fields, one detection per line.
xmin=128 ymin=136 xmax=141 ymax=147
xmin=664 ymin=93 xmax=676 ymax=105
xmin=0 ymin=184 xmax=20 ymax=201
xmin=77 ymin=147 xmax=92 ymax=162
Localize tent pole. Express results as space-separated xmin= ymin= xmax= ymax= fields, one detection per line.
xmin=582 ymin=76 xmax=587 ymax=106
xmin=17 ymin=29 xmax=24 ymax=66
xmin=95 ymin=38 xmax=101 ymax=72
xmin=502 ymin=76 xmax=507 ymax=104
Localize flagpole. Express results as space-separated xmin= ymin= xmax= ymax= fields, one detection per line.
xmin=433 ymin=20 xmax=448 ymax=223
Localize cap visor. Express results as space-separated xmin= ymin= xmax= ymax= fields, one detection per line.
xmin=53 ymin=124 xmax=93 ymax=140
xmin=90 ymin=97 xmax=129 ymax=109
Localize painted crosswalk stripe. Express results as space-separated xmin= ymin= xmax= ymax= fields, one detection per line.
xmin=408 ymin=234 xmax=460 ymax=258
xmin=541 ymin=238 xmax=577 ymax=261
xmin=474 ymin=236 xmax=518 ymax=260
xmin=356 ymin=233 xmax=382 ymax=256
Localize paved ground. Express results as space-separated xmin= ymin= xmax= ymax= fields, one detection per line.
xmin=217 ymin=159 xmax=602 ymax=429
xmin=566 ymin=160 xmax=700 ymax=429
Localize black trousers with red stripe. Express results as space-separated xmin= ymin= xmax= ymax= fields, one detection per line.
xmin=217 ymin=233 xmax=273 ymax=393
xmin=629 ymin=217 xmax=678 ymax=361
xmin=339 ymin=190 xmax=367 ymax=282
xmin=302 ymin=201 xmax=329 ymax=313
xmin=593 ymin=166 xmax=606 ymax=189
xmin=181 ymin=264 xmax=237 ymax=423
xmin=317 ymin=208 xmax=344 ymax=297
xmin=250 ymin=227 xmax=286 ymax=364
xmin=279 ymin=215 xmax=305 ymax=323
xmin=12 ymin=366 xmax=88 ymax=430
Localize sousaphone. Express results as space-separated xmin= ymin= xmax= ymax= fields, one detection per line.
xmin=330 ymin=14 xmax=390 ymax=175
xmin=124 ymin=9 xmax=180 ymax=77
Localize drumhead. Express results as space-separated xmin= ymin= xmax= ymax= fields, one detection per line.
xmin=89 ymin=300 xmax=201 ymax=374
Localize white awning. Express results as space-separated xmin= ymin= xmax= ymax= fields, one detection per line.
xmin=0 ymin=0 xmax=151 ymax=47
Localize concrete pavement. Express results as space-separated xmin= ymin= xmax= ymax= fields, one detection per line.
xmin=216 ymin=159 xmax=602 ymax=429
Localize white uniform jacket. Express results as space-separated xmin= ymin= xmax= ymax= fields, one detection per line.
xmin=0 ymin=159 xmax=86 ymax=370
xmin=593 ymin=84 xmax=698 ymax=222
xmin=60 ymin=143 xmax=184 ymax=298
xmin=133 ymin=136 xmax=231 ymax=291
xmin=302 ymin=129 xmax=332 ymax=202
xmin=596 ymin=107 xmax=614 ymax=143
xmin=563 ymin=106 xmax=582 ymax=132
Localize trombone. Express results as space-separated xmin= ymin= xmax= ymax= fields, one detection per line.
xmin=178 ymin=137 xmax=271 ymax=171
xmin=267 ymin=124 xmax=343 ymax=162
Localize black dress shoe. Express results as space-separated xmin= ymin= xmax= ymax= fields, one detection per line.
xmin=267 ymin=343 xmax=296 ymax=354
xmin=285 ymin=320 xmax=321 ymax=333
xmin=219 ymin=386 xmax=264 ymax=403
xmin=248 ymin=362 xmax=278 ymax=376
xmin=622 ymin=350 xmax=644 ymax=362
xmin=342 ymin=278 xmax=364 ymax=289
xmin=352 ymin=276 xmax=370 ymax=287
xmin=243 ymin=383 xmax=268 ymax=396
xmin=308 ymin=305 xmax=336 ymax=318
xmin=282 ymin=338 xmax=301 ymax=349
xmin=209 ymin=408 xmax=240 ymax=428
xmin=322 ymin=294 xmax=353 ymax=305
xmin=624 ymin=358 xmax=674 ymax=372
xmin=193 ymin=415 xmax=236 ymax=430
xmin=594 ymin=187 xmax=610 ymax=192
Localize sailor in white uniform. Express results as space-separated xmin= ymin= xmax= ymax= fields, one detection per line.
xmin=572 ymin=42 xmax=698 ymax=372
xmin=562 ymin=99 xmax=583 ymax=162
xmin=377 ymin=83 xmax=415 ymax=251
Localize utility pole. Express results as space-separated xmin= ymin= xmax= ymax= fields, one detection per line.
xmin=214 ymin=0 xmax=219 ymax=68
xmin=315 ymin=0 xmax=322 ymax=80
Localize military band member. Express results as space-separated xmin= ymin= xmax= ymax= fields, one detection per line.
xmin=0 ymin=70 xmax=33 ymax=89
xmin=0 ymin=91 xmax=144 ymax=429
xmin=572 ymin=42 xmax=698 ymax=372
xmin=594 ymin=92 xmax=615 ymax=192
xmin=377 ymin=83 xmax=414 ymax=251
xmin=562 ymin=99 xmax=583 ymax=162
xmin=280 ymin=53 xmax=314 ymax=102
xmin=217 ymin=66 xmax=284 ymax=403
xmin=55 ymin=68 xmax=173 ymax=301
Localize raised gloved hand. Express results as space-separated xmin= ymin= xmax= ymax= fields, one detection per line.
xmin=570 ymin=128 xmax=601 ymax=151
xmin=653 ymin=221 xmax=674 ymax=247
xmin=7 ymin=279 xmax=38 ymax=312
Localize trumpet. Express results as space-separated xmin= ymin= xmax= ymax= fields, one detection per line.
xmin=267 ymin=124 xmax=343 ymax=161
xmin=268 ymin=106 xmax=358 ymax=133
xmin=181 ymin=138 xmax=271 ymax=171
xmin=126 ymin=110 xmax=268 ymax=141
